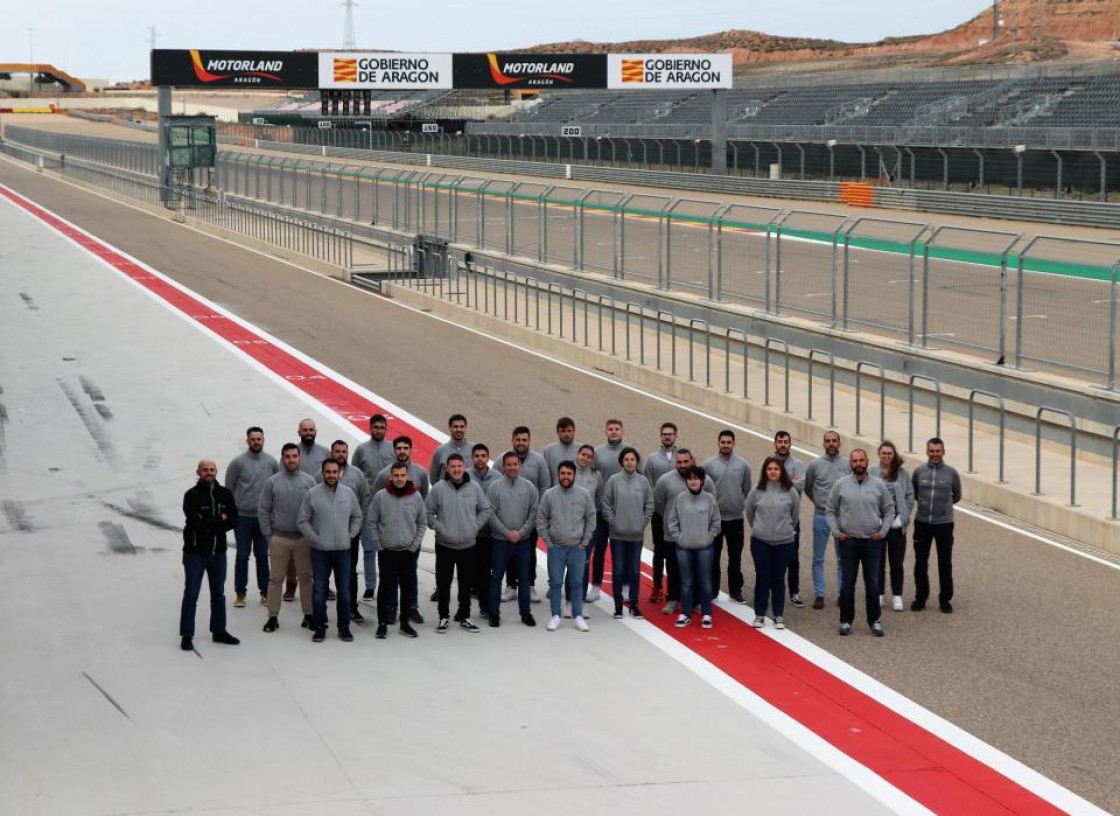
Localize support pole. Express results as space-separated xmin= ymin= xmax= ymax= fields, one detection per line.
xmin=711 ymin=89 xmax=727 ymax=176
xmin=158 ymin=86 xmax=172 ymax=207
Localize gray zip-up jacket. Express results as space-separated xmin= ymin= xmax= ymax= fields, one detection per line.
xmin=317 ymin=464 xmax=371 ymax=516
xmin=870 ymin=465 xmax=916 ymax=528
xmin=298 ymin=483 xmax=363 ymax=551
xmin=574 ymin=465 xmax=603 ymax=507
xmin=594 ymin=440 xmax=635 ymax=481
xmin=365 ymin=483 xmax=426 ymax=552
xmin=516 ymin=450 xmax=552 ymax=496
xmin=429 ymin=438 xmax=475 ymax=484
xmin=826 ymin=474 xmax=893 ymax=539
xmin=768 ymin=453 xmax=807 ymax=495
xmin=297 ymin=442 xmax=331 ymax=476
xmin=352 ymin=437 xmax=395 ymax=487
xmin=642 ymin=447 xmax=677 ymax=489
xmin=653 ymin=470 xmax=716 ymax=534
xmin=703 ymin=453 xmax=753 ymax=520
xmin=485 ymin=476 xmax=540 ymax=540
xmin=911 ymin=462 xmax=961 ymax=525
xmin=373 ymin=461 xmax=430 ymax=498
xmin=544 ymin=440 xmax=582 ymax=479
xmin=425 ymin=475 xmax=493 ymax=549
xmin=805 ymin=453 xmax=851 ymax=514
xmin=601 ymin=470 xmax=655 ymax=540
xmin=537 ymin=484 xmax=597 ymax=548
xmin=667 ymin=490 xmax=722 ymax=550
xmin=744 ymin=483 xmax=800 ymax=545
xmin=258 ymin=469 xmax=316 ymax=538
xmin=225 ymin=450 xmax=279 ymax=518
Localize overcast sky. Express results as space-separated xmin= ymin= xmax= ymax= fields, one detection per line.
xmin=3 ymin=0 xmax=990 ymax=83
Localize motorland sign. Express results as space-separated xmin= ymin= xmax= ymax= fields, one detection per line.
xmin=150 ymin=50 xmax=318 ymax=88
xmin=318 ymin=53 xmax=453 ymax=89
xmin=607 ymin=54 xmax=733 ymax=89
xmin=453 ymin=53 xmax=606 ymax=89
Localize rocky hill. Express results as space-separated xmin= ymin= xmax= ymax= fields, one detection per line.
xmin=527 ymin=0 xmax=1120 ymax=73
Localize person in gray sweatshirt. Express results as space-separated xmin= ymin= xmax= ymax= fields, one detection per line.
xmin=225 ymin=426 xmax=280 ymax=607
xmin=470 ymin=444 xmax=501 ymax=617
xmin=643 ymin=422 xmax=678 ymax=604
xmin=653 ymin=449 xmax=716 ymax=615
xmin=589 ymin=419 xmax=637 ymax=601
xmin=870 ymin=441 xmax=915 ymax=613
xmin=373 ymin=435 xmax=429 ymax=626
xmin=317 ymin=440 xmax=372 ymax=624
xmin=543 ymin=417 xmax=582 ymax=481
xmin=429 ymin=414 xmax=474 ymax=484
xmin=704 ymin=429 xmax=753 ymax=604
xmin=826 ymin=449 xmax=893 ymax=637
xmin=298 ymin=459 xmax=363 ymax=642
xmin=537 ymin=460 xmax=597 ymax=631
xmin=426 ymin=453 xmax=493 ymax=633
xmin=352 ymin=413 xmax=395 ymax=602
xmin=804 ymin=431 xmax=851 ymax=609
xmin=365 ymin=462 xmax=426 ymax=639
xmin=259 ymin=443 xmax=316 ymax=632
xmin=767 ymin=431 xmax=807 ymax=608
xmin=505 ymin=426 xmax=551 ymax=602
xmin=667 ymin=466 xmax=722 ymax=629
xmin=745 ymin=457 xmax=801 ymax=629
xmin=910 ymin=437 xmax=962 ymax=613
xmin=601 ymin=447 xmax=655 ymax=620
xmin=296 ymin=418 xmax=330 ymax=476
xmin=485 ymin=452 xmax=540 ymax=627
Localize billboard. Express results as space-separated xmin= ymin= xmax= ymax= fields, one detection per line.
xmin=317 ymin=52 xmax=453 ymax=89
xmin=453 ymin=53 xmax=607 ymax=89
xmin=606 ymin=54 xmax=733 ymax=89
xmin=150 ymin=49 xmax=318 ymax=88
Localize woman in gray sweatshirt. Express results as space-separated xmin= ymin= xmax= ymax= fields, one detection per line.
xmin=600 ymin=447 xmax=654 ymax=620
xmin=869 ymin=441 xmax=915 ymax=613
xmin=667 ymin=466 xmax=721 ymax=628
xmin=744 ymin=457 xmax=801 ymax=629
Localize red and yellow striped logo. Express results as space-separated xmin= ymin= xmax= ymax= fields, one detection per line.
xmin=333 ymin=58 xmax=357 ymax=83
xmin=620 ymin=59 xmax=644 ymax=83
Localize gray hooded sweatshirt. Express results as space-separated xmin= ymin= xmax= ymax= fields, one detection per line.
xmin=485 ymin=476 xmax=540 ymax=540
xmin=225 ymin=450 xmax=279 ymax=519
xmin=298 ymin=483 xmax=363 ymax=551
xmin=744 ymin=483 xmax=800 ymax=545
xmin=667 ymin=489 xmax=722 ymax=550
xmin=703 ymin=453 xmax=753 ymax=521
xmin=365 ymin=482 xmax=426 ymax=552
xmin=258 ymin=468 xmax=316 ymax=538
xmin=425 ymin=474 xmax=493 ymax=549
xmin=601 ymin=470 xmax=655 ymax=540
xmin=653 ymin=470 xmax=716 ymax=538
xmin=826 ymin=474 xmax=893 ymax=540
xmin=805 ymin=452 xmax=851 ymax=514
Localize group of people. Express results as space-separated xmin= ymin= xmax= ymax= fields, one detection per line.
xmin=179 ymin=414 xmax=960 ymax=649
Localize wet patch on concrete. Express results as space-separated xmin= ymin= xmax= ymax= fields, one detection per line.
xmin=98 ymin=521 xmax=137 ymax=555
xmin=58 ymin=379 xmax=120 ymax=469
xmin=2 ymin=500 xmax=35 ymax=532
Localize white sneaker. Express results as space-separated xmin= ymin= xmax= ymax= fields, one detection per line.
xmin=774 ymin=616 xmax=785 ymax=629
xmin=546 ymin=615 xmax=560 ymax=631
xmin=674 ymin=614 xmax=691 ymax=628
xmin=501 ymin=586 xmax=516 ymax=602
xmin=879 ymin=595 xmax=885 ymax=607
xmin=892 ymin=595 xmax=904 ymax=611
xmin=585 ymin=585 xmax=601 ymax=603
xmin=701 ymin=615 xmax=713 ymax=629
xmin=752 ymin=616 xmax=765 ymax=628
xmin=574 ymin=616 xmax=590 ymax=632
xmin=529 ymin=587 xmax=541 ymax=604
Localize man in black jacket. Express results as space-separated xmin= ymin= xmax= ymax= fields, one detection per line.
xmin=180 ymin=459 xmax=241 ymax=651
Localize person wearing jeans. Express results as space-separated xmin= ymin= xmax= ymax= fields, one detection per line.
xmin=826 ymin=449 xmax=893 ymax=637
xmin=667 ymin=466 xmax=721 ymax=628
xmin=804 ymin=431 xmax=850 ymax=609
xmin=225 ymin=426 xmax=279 ymax=606
xmin=537 ymin=460 xmax=596 ymax=631
xmin=179 ymin=458 xmax=239 ymax=650
xmin=602 ymin=447 xmax=655 ymax=620
xmin=745 ymin=456 xmax=801 ymax=629
xmin=485 ymin=452 xmax=540 ymax=627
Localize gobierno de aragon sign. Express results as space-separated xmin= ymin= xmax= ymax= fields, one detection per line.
xmin=150 ymin=50 xmax=733 ymax=90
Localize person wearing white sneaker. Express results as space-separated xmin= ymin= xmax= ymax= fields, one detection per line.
xmin=870 ymin=441 xmax=915 ymax=616
xmin=537 ymin=460 xmax=597 ymax=630
xmin=744 ymin=457 xmax=801 ymax=634
xmin=654 ymin=450 xmax=716 ymax=618
xmin=547 ymin=615 xmax=561 ymax=631
xmin=574 ymin=615 xmax=590 ymax=632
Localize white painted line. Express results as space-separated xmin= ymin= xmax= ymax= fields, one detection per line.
xmin=1009 ymin=314 xmax=1047 ymax=320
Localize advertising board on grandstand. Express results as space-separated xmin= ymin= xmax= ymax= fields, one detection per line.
xmin=150 ymin=50 xmax=318 ymax=88
xmin=453 ymin=54 xmax=607 ymax=89
xmin=607 ymin=54 xmax=733 ymax=89
xmin=317 ymin=52 xmax=453 ymax=89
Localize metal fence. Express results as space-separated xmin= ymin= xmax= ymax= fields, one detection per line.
xmin=4 ymin=127 xmax=1118 ymax=389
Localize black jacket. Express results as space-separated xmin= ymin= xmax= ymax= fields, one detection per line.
xmin=182 ymin=479 xmax=238 ymax=556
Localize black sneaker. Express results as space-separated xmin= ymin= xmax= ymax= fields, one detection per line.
xmin=838 ymin=622 xmax=852 ymax=636
xmin=453 ymin=611 xmax=468 ymax=623
xmin=409 ymin=608 xmax=424 ymax=625
xmin=386 ymin=611 xmax=398 ymax=625
xmin=399 ymin=621 xmax=419 ymax=638
xmin=521 ymin=613 xmax=536 ymax=627
xmin=212 ymin=631 xmax=240 ymax=645
xmin=911 ymin=600 xmax=926 ymax=611
xmin=180 ymin=636 xmax=193 ymax=651
xmin=870 ymin=621 xmax=885 ymax=637
xmin=263 ymin=617 xmax=279 ymax=633
xmin=630 ymin=605 xmax=644 ymax=620
xmin=613 ymin=607 xmax=624 ymax=619
xmin=729 ymin=592 xmax=746 ymax=604
xmin=339 ymin=631 xmax=354 ymax=642
xmin=460 ymin=618 xmax=480 ymax=633
xmin=312 ymin=629 xmax=325 ymax=642
xmin=430 ymin=589 xmax=438 ymax=602
xmin=436 ymin=618 xmax=450 ymax=633
xmin=362 ymin=588 xmax=375 ymax=603
xmin=375 ymin=622 xmax=388 ymax=639
xmin=488 ymin=614 xmax=500 ymax=628
xmin=351 ymin=608 xmax=365 ymax=623
xmin=939 ymin=601 xmax=954 ymax=614
xmin=789 ymin=594 xmax=805 ymax=608
xmin=301 ymin=614 xmax=314 ymax=629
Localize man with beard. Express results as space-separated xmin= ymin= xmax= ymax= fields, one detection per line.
xmin=180 ymin=459 xmax=240 ymax=651
xmin=366 ymin=463 xmax=427 ymax=639
xmin=804 ymin=431 xmax=851 ymax=610
xmin=768 ymin=430 xmax=806 ymax=607
xmin=288 ymin=418 xmax=330 ymax=600
xmin=502 ymin=426 xmax=550 ymax=604
xmin=703 ymin=430 xmax=752 ymax=604
xmin=543 ymin=417 xmax=581 ymax=481
xmin=317 ymin=440 xmax=372 ymax=625
xmin=588 ymin=419 xmax=637 ymax=603
xmin=429 ymin=414 xmax=473 ymax=484
xmin=827 ymin=449 xmax=893 ymax=637
xmin=225 ymin=426 xmax=279 ymax=608
xmin=644 ymin=422 xmax=678 ymax=604
xmin=373 ymin=436 xmax=430 ymax=625
xmin=538 ymin=461 xmax=596 ymax=632
xmin=653 ymin=449 xmax=715 ymax=615
xmin=486 ymin=452 xmax=540 ymax=628
xmin=259 ymin=443 xmax=316 ymax=632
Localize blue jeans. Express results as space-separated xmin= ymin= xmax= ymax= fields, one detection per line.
xmin=360 ymin=529 xmax=378 ymax=592
xmin=838 ymin=536 xmax=883 ymax=626
xmin=490 ymin=536 xmax=532 ymax=616
xmin=677 ymin=545 xmax=714 ymax=617
xmin=311 ymin=548 xmax=351 ymax=634
xmin=610 ymin=539 xmax=642 ymax=606
xmin=811 ymin=513 xmax=842 ymax=598
xmin=548 ymin=546 xmax=587 ymax=618
xmin=233 ymin=515 xmax=269 ymax=596
xmin=751 ymin=538 xmax=795 ymax=618
xmin=180 ymin=550 xmax=227 ymax=637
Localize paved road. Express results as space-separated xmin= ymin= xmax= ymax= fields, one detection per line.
xmin=2 ymin=156 xmax=1118 ymax=811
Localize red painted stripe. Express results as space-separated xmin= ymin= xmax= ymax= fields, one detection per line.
xmin=1 ymin=183 xmax=1068 ymax=815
